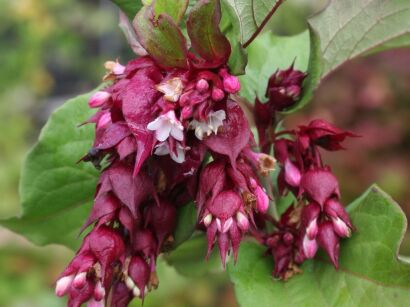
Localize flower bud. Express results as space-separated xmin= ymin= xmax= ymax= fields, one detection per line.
xmin=196 ymin=79 xmax=209 ymax=92
xmin=89 ymin=91 xmax=111 ymax=108
xmin=211 ymin=87 xmax=225 ymax=101
xmin=302 ymin=235 xmax=318 ymax=259
xmin=236 ymin=212 xmax=249 ymax=231
xmin=331 ymin=217 xmax=351 ymax=238
xmin=96 ymin=112 xmax=111 ymax=129
xmin=220 ymin=69 xmax=240 ymax=93
xmin=55 ymin=275 xmax=75 ymax=297
xmin=284 ymin=159 xmax=301 ymax=187
xmin=73 ymin=271 xmax=87 ymax=289
xmin=93 ymin=281 xmax=105 ymax=301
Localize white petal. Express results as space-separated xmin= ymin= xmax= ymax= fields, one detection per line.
xmin=155 ymin=122 xmax=172 ymax=142
xmin=147 ymin=117 xmax=162 ymax=131
xmin=171 ymin=146 xmax=185 ymax=163
xmin=171 ymin=126 xmax=184 ymax=141
xmin=154 ymin=143 xmax=170 ymax=156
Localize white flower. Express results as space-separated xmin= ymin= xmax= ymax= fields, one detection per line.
xmin=155 ymin=77 xmax=184 ymax=102
xmin=190 ymin=110 xmax=226 ymax=140
xmin=154 ymin=142 xmax=186 ymax=164
xmin=147 ymin=110 xmax=184 ymax=142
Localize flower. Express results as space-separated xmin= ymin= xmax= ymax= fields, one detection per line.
xmin=147 ymin=110 xmax=184 ymax=142
xmin=190 ymin=110 xmax=226 ymax=140
xmin=154 ymin=141 xmax=186 ymax=163
xmin=155 ymin=77 xmax=184 ymax=102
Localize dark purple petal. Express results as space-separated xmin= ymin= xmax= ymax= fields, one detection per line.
xmin=317 ymin=221 xmax=340 ymax=269
xmin=203 ymin=100 xmax=250 ymax=167
xmin=300 ymin=169 xmax=340 ymax=207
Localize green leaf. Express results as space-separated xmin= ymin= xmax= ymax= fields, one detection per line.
xmin=133 ymin=6 xmax=188 ymax=69
xmin=172 ymin=202 xmax=197 ymax=248
xmin=111 ymin=0 xmax=143 ymax=19
xmin=187 ymin=0 xmax=231 ymax=66
xmin=154 ymin=0 xmax=189 ymax=24
xmin=165 ymin=235 xmax=223 ymax=278
xmin=228 ymin=185 xmax=410 ymax=307
xmin=239 ymin=31 xmax=310 ymax=103
xmin=1 ymin=92 xmax=98 ymax=250
xmin=222 ymin=0 xmax=284 ymax=47
xmin=291 ymin=0 xmax=410 ymax=112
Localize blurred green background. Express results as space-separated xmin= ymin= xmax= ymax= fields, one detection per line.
xmin=0 ymin=0 xmax=409 ymax=306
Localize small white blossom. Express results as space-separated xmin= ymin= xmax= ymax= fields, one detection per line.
xmin=190 ymin=110 xmax=226 ymax=140
xmin=154 ymin=142 xmax=186 ymax=164
xmin=147 ymin=110 xmax=184 ymax=142
xmin=155 ymin=77 xmax=184 ymax=102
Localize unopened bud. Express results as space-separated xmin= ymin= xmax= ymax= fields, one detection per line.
xmin=97 ymin=112 xmax=111 ymax=129
xmin=72 ymin=271 xmax=87 ymax=289
xmin=89 ymin=91 xmax=111 ymax=108
xmin=302 ymin=235 xmax=318 ymax=259
xmin=55 ymin=274 xmax=74 ymax=297
xmin=332 ymin=217 xmax=351 ymax=238
xmin=93 ymin=281 xmax=105 ymax=301
xmin=236 ymin=212 xmax=249 ymax=231
xmin=211 ymin=88 xmax=225 ymax=101
xmin=196 ymin=79 xmax=209 ymax=92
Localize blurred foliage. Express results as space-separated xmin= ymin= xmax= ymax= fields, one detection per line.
xmin=0 ymin=0 xmax=409 ymax=306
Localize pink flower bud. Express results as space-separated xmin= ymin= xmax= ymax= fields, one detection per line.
xmin=55 ymin=274 xmax=74 ymax=297
xmin=236 ymin=212 xmax=249 ymax=231
xmin=332 ymin=217 xmax=351 ymax=238
xmin=89 ymin=91 xmax=111 ymax=108
xmin=93 ymin=281 xmax=105 ymax=301
xmin=211 ymin=88 xmax=225 ymax=101
xmin=96 ymin=112 xmax=111 ymax=129
xmin=196 ymin=79 xmax=209 ymax=92
xmin=87 ymin=299 xmax=105 ymax=307
xmin=220 ymin=69 xmax=240 ymax=93
xmin=306 ymin=219 xmax=319 ymax=239
xmin=72 ymin=271 xmax=87 ymax=289
xmin=250 ymin=178 xmax=269 ymax=213
xmin=302 ymin=235 xmax=318 ymax=259
xmin=284 ymin=159 xmax=301 ymax=187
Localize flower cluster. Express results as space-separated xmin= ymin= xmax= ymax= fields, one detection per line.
xmin=263 ymin=119 xmax=357 ymax=279
xmin=55 ymin=2 xmax=277 ymax=306
xmin=55 ymin=1 xmax=359 ymax=305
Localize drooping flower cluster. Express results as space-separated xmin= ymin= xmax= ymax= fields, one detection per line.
xmin=263 ymin=119 xmax=357 ymax=279
xmin=55 ymin=2 xmax=277 ymax=306
xmin=55 ymin=1 xmax=360 ymax=304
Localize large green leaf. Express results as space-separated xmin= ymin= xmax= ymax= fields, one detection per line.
xmin=222 ymin=0 xmax=284 ymax=47
xmin=291 ymin=0 xmax=410 ymax=112
xmin=1 ymin=93 xmax=98 ymax=250
xmin=228 ymin=185 xmax=410 ymax=307
xmin=239 ymin=31 xmax=310 ymax=103
xmin=111 ymin=0 xmax=143 ymax=19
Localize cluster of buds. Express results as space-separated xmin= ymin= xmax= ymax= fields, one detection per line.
xmin=56 ymin=1 xmax=277 ymax=306
xmin=254 ymin=65 xmax=307 ymax=153
xmin=263 ymin=119 xmax=357 ymax=279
